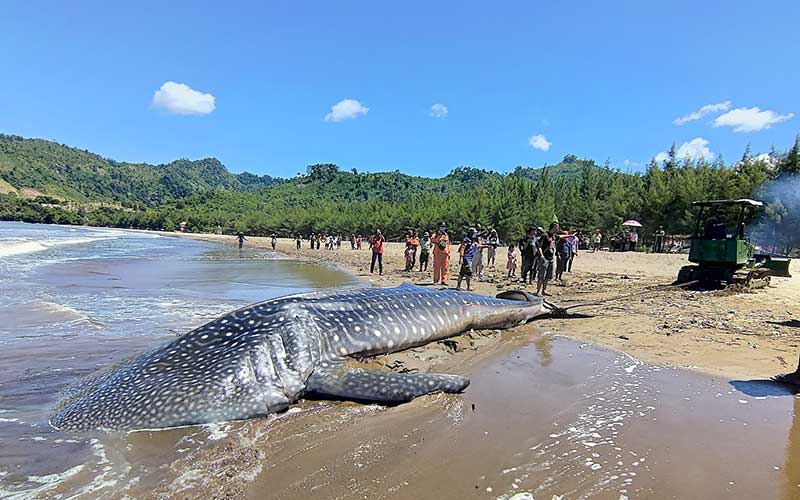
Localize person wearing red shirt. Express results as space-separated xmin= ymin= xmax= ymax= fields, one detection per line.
xmin=370 ymin=228 xmax=385 ymax=275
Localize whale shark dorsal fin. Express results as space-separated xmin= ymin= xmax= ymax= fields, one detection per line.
xmin=305 ymin=360 xmax=469 ymax=404
xmin=495 ymin=290 xmax=542 ymax=303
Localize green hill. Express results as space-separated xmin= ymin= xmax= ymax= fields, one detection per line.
xmin=0 ymin=134 xmax=278 ymax=206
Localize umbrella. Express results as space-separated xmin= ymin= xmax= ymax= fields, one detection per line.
xmin=622 ymin=220 xmax=643 ymax=227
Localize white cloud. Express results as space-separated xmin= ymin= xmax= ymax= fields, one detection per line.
xmin=528 ymin=134 xmax=551 ymax=151
xmin=430 ymin=103 xmax=448 ymax=118
xmin=151 ymin=81 xmax=215 ymax=115
xmin=672 ymin=101 xmax=731 ymax=125
xmin=712 ymin=107 xmax=794 ymax=132
xmin=324 ymin=99 xmax=369 ymax=122
xmin=655 ymin=137 xmax=715 ymax=163
xmin=623 ymin=159 xmax=641 ymax=168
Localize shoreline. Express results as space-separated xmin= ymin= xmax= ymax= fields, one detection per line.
xmin=153 ymin=230 xmax=799 ymax=382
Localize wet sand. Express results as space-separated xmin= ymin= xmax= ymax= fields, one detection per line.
xmin=41 ymin=330 xmax=799 ymax=499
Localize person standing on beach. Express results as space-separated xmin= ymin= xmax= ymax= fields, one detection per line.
xmin=271 ymin=234 xmax=277 ymax=250
xmin=536 ymin=222 xmax=558 ymax=296
xmin=295 ymin=234 xmax=302 ymax=250
xmin=654 ymin=226 xmax=665 ymax=253
xmin=350 ymin=234 xmax=356 ymax=250
xmin=418 ymin=231 xmax=432 ymax=272
xmin=456 ymin=228 xmax=478 ymax=291
xmin=404 ymin=234 xmax=415 ymax=272
xmin=628 ymin=228 xmax=638 ymax=252
xmin=567 ymin=232 xmax=578 ymax=272
xmin=592 ymin=228 xmax=602 ymax=252
xmin=370 ymin=228 xmax=385 ymax=275
xmin=507 ymin=244 xmax=517 ymax=278
xmin=471 ymin=234 xmax=487 ymax=281
xmin=555 ymin=231 xmax=570 ymax=282
xmin=520 ymin=228 xmax=537 ymax=285
xmin=486 ymin=229 xmax=499 ymax=267
xmin=431 ymin=223 xmax=451 ymax=285
xmin=236 ymin=232 xmax=247 ymax=249
xmin=356 ymin=234 xmax=363 ymax=250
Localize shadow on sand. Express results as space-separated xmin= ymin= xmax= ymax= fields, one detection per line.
xmin=767 ymin=319 xmax=800 ymax=328
xmin=729 ymin=379 xmax=799 ymax=398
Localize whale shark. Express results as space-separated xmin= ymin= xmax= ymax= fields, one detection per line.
xmin=50 ymin=284 xmax=561 ymax=431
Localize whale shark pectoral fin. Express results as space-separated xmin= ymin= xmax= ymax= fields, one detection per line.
xmin=304 ymin=360 xmax=469 ymax=404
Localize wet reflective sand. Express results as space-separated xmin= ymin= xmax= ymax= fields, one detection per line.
xmin=24 ymin=332 xmax=796 ymax=499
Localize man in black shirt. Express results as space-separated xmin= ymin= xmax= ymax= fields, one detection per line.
xmin=520 ymin=228 xmax=537 ymax=284
xmin=536 ymin=222 xmax=559 ymax=296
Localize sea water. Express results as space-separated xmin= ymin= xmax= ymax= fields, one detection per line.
xmin=0 ymin=222 xmax=358 ymax=498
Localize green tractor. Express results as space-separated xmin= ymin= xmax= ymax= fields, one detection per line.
xmin=676 ymin=199 xmax=792 ymax=287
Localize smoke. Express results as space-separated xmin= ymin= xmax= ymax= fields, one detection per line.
xmin=750 ymin=174 xmax=800 ymax=256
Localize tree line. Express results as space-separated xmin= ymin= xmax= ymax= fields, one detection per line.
xmin=1 ymin=135 xmax=799 ymax=254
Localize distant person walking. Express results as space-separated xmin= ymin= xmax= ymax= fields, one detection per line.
xmin=236 ymin=232 xmax=247 ymax=249
xmin=654 ymin=226 xmax=666 ymax=253
xmin=350 ymin=234 xmax=356 ymax=250
xmin=456 ymin=228 xmax=478 ymax=291
xmin=295 ymin=234 xmax=302 ymax=250
xmin=536 ymin=222 xmax=558 ymax=296
xmin=270 ymin=234 xmax=277 ymax=250
xmin=356 ymin=234 xmax=363 ymax=250
xmin=370 ymin=229 xmax=385 ymax=275
xmin=431 ymin=223 xmax=451 ymax=285
xmin=418 ymin=231 xmax=432 ymax=272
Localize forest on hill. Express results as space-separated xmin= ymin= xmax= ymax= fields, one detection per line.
xmin=0 ymin=134 xmax=278 ymax=205
xmin=1 ymin=133 xmax=799 ymax=253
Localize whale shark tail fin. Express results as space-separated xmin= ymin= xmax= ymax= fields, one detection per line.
xmin=496 ymin=290 xmax=597 ymax=318
xmin=305 ymin=360 xmax=469 ymax=405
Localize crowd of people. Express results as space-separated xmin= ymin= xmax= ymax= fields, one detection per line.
xmin=235 ymin=221 xmax=667 ymax=297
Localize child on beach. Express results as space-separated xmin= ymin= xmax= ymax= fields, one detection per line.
xmin=456 ymin=228 xmax=478 ymax=291
xmin=506 ymin=245 xmax=517 ymax=278
xmin=404 ymin=240 xmax=416 ymax=272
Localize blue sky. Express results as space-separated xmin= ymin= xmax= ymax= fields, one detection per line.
xmin=2 ymin=0 xmax=798 ymax=177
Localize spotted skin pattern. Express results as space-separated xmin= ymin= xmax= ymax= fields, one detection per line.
xmin=50 ymin=283 xmax=550 ymax=431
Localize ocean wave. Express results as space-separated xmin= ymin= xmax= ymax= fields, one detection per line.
xmin=0 ymin=236 xmax=117 ymax=258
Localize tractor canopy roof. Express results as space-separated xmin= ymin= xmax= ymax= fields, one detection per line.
xmin=691 ymin=198 xmax=763 ymax=208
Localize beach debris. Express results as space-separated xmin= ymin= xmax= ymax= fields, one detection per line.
xmin=505 ymin=493 xmax=534 ymax=500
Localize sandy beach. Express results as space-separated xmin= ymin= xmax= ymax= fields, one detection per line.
xmin=171 ymin=232 xmax=800 ymax=382
xmin=5 ymin=225 xmax=798 ymax=500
